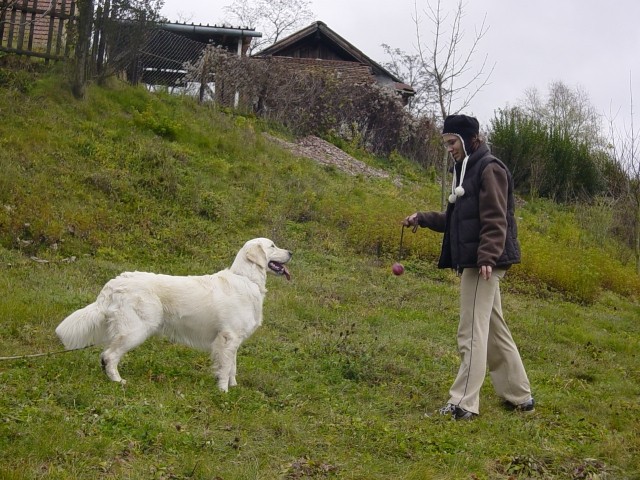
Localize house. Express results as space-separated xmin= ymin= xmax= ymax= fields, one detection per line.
xmin=253 ymin=21 xmax=414 ymax=104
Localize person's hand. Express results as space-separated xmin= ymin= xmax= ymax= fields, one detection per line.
xmin=480 ymin=265 xmax=492 ymax=280
xmin=403 ymin=213 xmax=418 ymax=227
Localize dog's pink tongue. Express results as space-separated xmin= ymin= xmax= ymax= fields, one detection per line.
xmin=283 ymin=266 xmax=291 ymax=281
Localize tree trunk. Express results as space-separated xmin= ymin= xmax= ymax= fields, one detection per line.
xmin=72 ymin=0 xmax=94 ymax=99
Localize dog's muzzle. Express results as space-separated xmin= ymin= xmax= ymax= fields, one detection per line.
xmin=268 ymin=260 xmax=291 ymax=280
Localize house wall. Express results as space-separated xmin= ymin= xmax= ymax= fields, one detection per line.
xmin=258 ymin=56 xmax=375 ymax=85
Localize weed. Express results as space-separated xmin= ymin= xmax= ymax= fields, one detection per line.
xmin=329 ymin=322 xmax=380 ymax=383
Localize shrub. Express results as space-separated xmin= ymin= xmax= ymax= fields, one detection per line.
xmin=490 ymin=107 xmax=607 ymax=202
xmin=516 ymin=200 xmax=639 ymax=303
xmin=132 ymin=105 xmax=181 ymax=140
xmin=182 ymin=49 xmax=441 ymax=169
xmin=520 ymin=232 xmax=601 ymax=303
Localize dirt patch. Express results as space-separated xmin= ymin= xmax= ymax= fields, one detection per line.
xmin=265 ymin=134 xmax=394 ymax=180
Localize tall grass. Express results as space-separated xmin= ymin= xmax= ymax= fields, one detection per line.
xmin=1 ymin=68 xmax=639 ymax=479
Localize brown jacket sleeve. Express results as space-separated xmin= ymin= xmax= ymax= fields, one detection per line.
xmin=478 ymin=162 xmax=508 ymax=266
xmin=416 ymin=211 xmax=446 ymax=232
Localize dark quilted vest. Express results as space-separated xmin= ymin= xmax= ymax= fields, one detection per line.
xmin=438 ymin=144 xmax=521 ymax=271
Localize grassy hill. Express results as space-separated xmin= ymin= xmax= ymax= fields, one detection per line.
xmin=1 ymin=67 xmax=639 ymax=479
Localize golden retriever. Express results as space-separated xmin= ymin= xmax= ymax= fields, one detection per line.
xmin=55 ymin=238 xmax=292 ymax=391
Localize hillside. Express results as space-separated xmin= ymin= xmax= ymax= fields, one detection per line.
xmin=1 ymin=70 xmax=639 ymax=479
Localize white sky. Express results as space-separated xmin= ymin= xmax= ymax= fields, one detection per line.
xmin=161 ymin=0 xmax=640 ymax=135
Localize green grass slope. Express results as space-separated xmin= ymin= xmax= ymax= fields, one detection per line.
xmin=1 ymin=71 xmax=639 ymax=479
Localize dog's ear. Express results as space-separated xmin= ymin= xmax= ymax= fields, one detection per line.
xmin=245 ymin=243 xmax=268 ymax=268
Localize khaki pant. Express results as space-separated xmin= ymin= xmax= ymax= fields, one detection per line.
xmin=447 ymin=268 xmax=531 ymax=414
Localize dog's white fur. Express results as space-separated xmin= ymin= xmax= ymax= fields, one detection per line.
xmin=55 ymin=238 xmax=292 ymax=392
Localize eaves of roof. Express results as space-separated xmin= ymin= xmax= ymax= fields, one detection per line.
xmin=159 ymin=22 xmax=262 ymax=38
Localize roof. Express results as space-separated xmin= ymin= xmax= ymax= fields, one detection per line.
xmin=254 ymin=21 xmax=412 ymax=91
xmin=159 ymin=22 xmax=262 ymax=39
xmin=154 ymin=21 xmax=262 ymax=57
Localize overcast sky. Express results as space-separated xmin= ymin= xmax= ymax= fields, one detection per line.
xmin=161 ymin=0 xmax=640 ymax=135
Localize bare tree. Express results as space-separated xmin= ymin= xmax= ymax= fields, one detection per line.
xmin=381 ymin=44 xmax=435 ymax=117
xmin=412 ymin=0 xmax=494 ymax=208
xmin=629 ymin=90 xmax=640 ymax=274
xmin=521 ymin=81 xmax=604 ymax=149
xmin=414 ymin=0 xmax=493 ymax=119
xmin=222 ymin=0 xmax=313 ymax=54
xmin=608 ymin=74 xmax=640 ymax=273
xmin=182 ymin=45 xmax=222 ymax=104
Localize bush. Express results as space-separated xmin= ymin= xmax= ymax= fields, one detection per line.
xmin=0 ymin=54 xmax=47 ymax=92
xmin=182 ymin=49 xmax=441 ymax=169
xmin=516 ymin=199 xmax=639 ymax=303
xmin=490 ymin=107 xmax=607 ymax=202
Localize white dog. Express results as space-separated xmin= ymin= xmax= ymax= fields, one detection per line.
xmin=55 ymin=238 xmax=292 ymax=391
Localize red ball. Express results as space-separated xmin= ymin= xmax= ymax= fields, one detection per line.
xmin=392 ymin=262 xmax=404 ymax=276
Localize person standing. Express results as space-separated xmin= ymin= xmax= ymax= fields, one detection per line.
xmin=403 ymin=114 xmax=534 ymax=420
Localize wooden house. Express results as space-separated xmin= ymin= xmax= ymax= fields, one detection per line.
xmin=253 ymin=21 xmax=414 ymax=104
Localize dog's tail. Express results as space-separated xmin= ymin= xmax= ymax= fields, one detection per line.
xmin=55 ymin=302 xmax=109 ymax=350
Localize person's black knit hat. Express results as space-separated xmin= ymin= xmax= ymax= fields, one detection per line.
xmin=442 ymin=114 xmax=480 ymax=204
xmin=442 ymin=114 xmax=480 ymax=155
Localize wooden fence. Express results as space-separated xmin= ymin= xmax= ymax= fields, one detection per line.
xmin=0 ymin=0 xmax=76 ymax=61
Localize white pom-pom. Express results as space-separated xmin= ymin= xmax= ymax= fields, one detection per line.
xmin=448 ymin=193 xmax=457 ymax=203
xmin=454 ymin=186 xmax=465 ymax=197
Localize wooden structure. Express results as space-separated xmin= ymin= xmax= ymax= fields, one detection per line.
xmin=0 ymin=0 xmax=75 ymax=61
xmin=254 ymin=21 xmax=414 ymax=104
xmin=123 ymin=22 xmax=261 ymax=86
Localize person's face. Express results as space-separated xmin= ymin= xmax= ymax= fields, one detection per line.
xmin=442 ymin=134 xmax=464 ymax=162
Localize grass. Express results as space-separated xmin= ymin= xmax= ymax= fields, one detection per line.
xmin=1 ymin=64 xmax=639 ymax=479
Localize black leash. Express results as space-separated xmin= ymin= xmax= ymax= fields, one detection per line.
xmin=398 ymin=223 xmax=418 ymax=260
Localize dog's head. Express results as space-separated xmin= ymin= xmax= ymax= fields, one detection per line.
xmin=238 ymin=238 xmax=292 ymax=281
